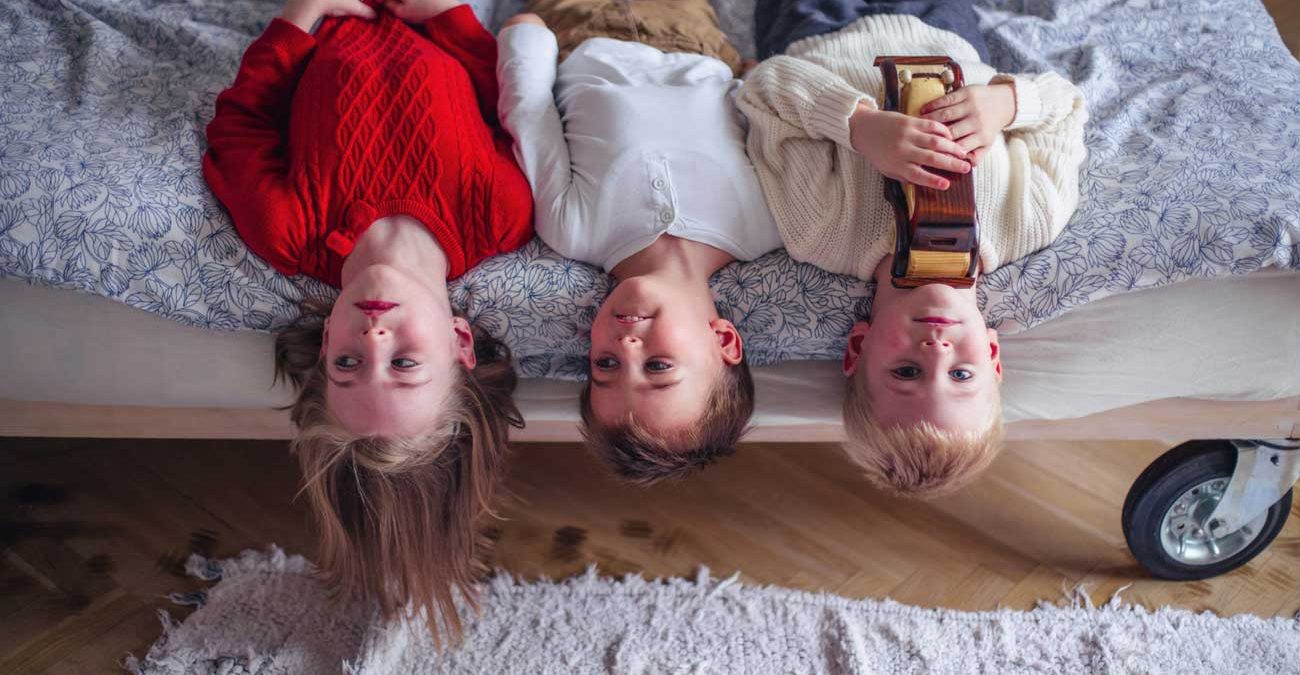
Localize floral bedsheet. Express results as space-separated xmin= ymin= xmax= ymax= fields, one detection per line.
xmin=1 ymin=0 xmax=1296 ymax=379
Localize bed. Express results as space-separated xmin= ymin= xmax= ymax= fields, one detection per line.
xmin=1 ymin=0 xmax=1298 ymax=577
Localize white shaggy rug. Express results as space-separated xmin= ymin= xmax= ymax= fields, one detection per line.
xmin=127 ymin=547 xmax=1300 ymax=674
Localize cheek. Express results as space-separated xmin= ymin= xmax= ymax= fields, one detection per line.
xmin=879 ymin=328 xmax=911 ymax=351
xmin=652 ymin=320 xmax=714 ymax=360
xmin=956 ymin=335 xmax=991 ymax=361
xmin=588 ymin=316 xmax=613 ymax=346
xmin=402 ymin=319 xmax=456 ymax=361
xmin=588 ymin=388 xmax=622 ymax=424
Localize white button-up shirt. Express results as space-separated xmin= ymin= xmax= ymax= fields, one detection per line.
xmin=497 ymin=24 xmax=782 ymax=271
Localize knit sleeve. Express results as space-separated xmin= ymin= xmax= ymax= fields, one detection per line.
xmin=425 ymin=5 xmax=501 ymax=126
xmin=737 ymin=55 xmax=874 ymax=150
xmin=201 ymin=18 xmax=315 ymax=278
xmin=496 ymin=23 xmax=589 ymax=260
xmin=735 ymin=57 xmax=871 ymax=275
xmin=991 ymin=71 xmax=1083 ymax=134
xmin=989 ymin=71 xmax=1090 ymax=264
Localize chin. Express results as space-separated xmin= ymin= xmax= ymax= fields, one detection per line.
xmin=350 ymin=263 xmax=421 ymax=291
xmin=897 ymin=283 xmax=973 ymax=311
xmin=603 ymin=279 xmax=658 ymax=316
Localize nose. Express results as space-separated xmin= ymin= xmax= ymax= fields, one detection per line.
xmin=618 ymin=335 xmax=641 ymax=347
xmin=919 ymin=338 xmax=952 ymax=350
xmin=361 ymin=326 xmax=390 ymax=341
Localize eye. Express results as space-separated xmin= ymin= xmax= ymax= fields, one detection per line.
xmin=891 ymin=365 xmax=921 ymax=380
xmin=333 ymin=355 xmax=360 ymax=370
xmin=645 ymin=359 xmax=673 ymax=372
xmin=594 ymin=356 xmax=619 ymax=370
xmin=391 ymin=357 xmax=419 ymax=369
xmin=949 ymin=368 xmax=974 ymax=382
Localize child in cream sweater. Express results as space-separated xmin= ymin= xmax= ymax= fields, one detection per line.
xmin=738 ymin=0 xmax=1089 ymax=497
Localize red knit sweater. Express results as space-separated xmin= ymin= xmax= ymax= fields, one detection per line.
xmin=203 ymin=8 xmax=535 ymax=287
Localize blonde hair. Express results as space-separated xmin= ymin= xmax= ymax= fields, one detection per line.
xmin=578 ymin=356 xmax=754 ymax=486
xmin=842 ymin=366 xmax=1004 ymax=499
xmin=274 ymin=302 xmax=522 ymax=646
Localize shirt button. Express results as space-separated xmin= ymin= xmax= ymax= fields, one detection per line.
xmin=658 ymin=209 xmax=675 ymax=224
xmin=651 ymin=178 xmax=666 ymax=191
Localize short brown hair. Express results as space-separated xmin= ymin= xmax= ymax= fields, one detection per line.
xmin=841 ymin=365 xmax=1004 ymax=499
xmin=274 ymin=303 xmax=522 ymax=647
xmin=578 ymin=355 xmax=754 ymax=486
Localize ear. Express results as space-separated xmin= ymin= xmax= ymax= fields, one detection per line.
xmin=320 ymin=316 xmax=331 ymax=359
xmin=710 ymin=318 xmax=743 ymax=366
xmin=987 ymin=327 xmax=1002 ymax=382
xmin=843 ymin=321 xmax=870 ymax=376
xmin=452 ymin=316 xmax=477 ymax=369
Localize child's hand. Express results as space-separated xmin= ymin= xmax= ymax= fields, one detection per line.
xmin=281 ymin=0 xmax=376 ymax=32
xmin=383 ymin=0 xmax=463 ymax=23
xmin=919 ymin=83 xmax=1015 ymax=166
xmin=849 ymin=105 xmax=970 ymax=190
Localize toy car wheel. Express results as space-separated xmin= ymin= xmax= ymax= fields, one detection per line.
xmin=1121 ymin=440 xmax=1292 ymax=581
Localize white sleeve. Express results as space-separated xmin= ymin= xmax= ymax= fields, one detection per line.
xmin=496 ymin=23 xmax=588 ymax=257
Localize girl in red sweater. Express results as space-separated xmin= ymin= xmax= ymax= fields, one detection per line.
xmin=203 ymin=0 xmax=534 ymax=645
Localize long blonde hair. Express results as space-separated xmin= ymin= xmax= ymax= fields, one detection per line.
xmin=274 ymin=302 xmax=522 ymax=646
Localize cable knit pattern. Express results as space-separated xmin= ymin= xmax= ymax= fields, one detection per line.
xmin=202 ymin=9 xmax=534 ymax=288
xmin=737 ymin=14 xmax=1088 ymax=281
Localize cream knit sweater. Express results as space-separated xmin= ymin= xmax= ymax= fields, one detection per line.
xmin=736 ymin=15 xmax=1089 ymax=281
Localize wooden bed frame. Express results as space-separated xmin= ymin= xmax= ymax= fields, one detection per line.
xmin=4 ymin=396 xmax=1296 ymax=443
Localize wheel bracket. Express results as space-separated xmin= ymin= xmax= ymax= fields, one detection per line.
xmin=1205 ymin=439 xmax=1300 ymax=536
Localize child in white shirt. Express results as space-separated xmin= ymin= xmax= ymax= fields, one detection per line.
xmin=497 ymin=0 xmax=782 ymax=484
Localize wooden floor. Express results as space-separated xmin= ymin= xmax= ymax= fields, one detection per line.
xmin=3 ymin=437 xmax=1300 ymax=674
xmin=4 ymin=6 xmax=1300 ymax=675
xmin=1265 ymin=0 xmax=1300 ymax=57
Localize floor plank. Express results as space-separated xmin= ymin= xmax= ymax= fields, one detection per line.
xmin=3 ymin=8 xmax=1298 ymax=672
xmin=5 ymin=433 xmax=1299 ymax=675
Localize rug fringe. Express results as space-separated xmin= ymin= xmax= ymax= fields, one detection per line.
xmin=122 ymin=609 xmax=180 ymax=675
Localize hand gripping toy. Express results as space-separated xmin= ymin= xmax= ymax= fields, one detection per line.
xmin=875 ymin=56 xmax=980 ymax=289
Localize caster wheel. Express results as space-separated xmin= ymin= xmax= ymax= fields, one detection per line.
xmin=1122 ymin=440 xmax=1292 ymax=580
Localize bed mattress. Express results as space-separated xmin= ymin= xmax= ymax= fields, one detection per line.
xmin=5 ymin=270 xmax=1297 ymax=428
xmin=1 ymin=0 xmax=1297 ymax=381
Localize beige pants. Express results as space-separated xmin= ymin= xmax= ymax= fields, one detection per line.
xmin=525 ymin=0 xmax=744 ymax=76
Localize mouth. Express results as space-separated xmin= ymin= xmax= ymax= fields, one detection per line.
xmin=914 ymin=316 xmax=961 ymax=326
xmin=355 ymin=300 xmax=399 ymax=315
xmin=614 ymin=314 xmax=652 ymax=325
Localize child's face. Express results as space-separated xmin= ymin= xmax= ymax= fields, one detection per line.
xmin=587 ymin=276 xmax=742 ymax=434
xmin=844 ymin=280 xmax=1002 ymax=432
xmin=323 ymin=264 xmax=476 ymax=436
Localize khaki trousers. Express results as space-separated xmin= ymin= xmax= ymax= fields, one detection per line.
xmin=525 ymin=0 xmax=744 ymax=76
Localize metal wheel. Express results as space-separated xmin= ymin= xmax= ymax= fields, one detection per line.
xmin=1158 ymin=477 xmax=1269 ymax=566
xmin=1122 ymin=440 xmax=1292 ymax=581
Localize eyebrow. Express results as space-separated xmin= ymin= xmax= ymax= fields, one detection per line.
xmin=328 ymin=375 xmax=433 ymax=389
xmin=946 ymin=385 xmax=982 ymax=400
xmin=885 ymin=382 xmax=920 ymax=397
xmin=589 ymin=378 xmax=683 ymax=391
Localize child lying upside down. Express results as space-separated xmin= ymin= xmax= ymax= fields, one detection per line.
xmin=738 ymin=0 xmax=1090 ymax=497
xmin=202 ymin=0 xmax=533 ymax=644
xmin=496 ymin=0 xmax=782 ymax=484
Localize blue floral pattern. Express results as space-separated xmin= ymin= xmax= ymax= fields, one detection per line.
xmin=973 ymin=0 xmax=1300 ymax=331
xmin=0 ymin=0 xmax=1296 ymax=379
